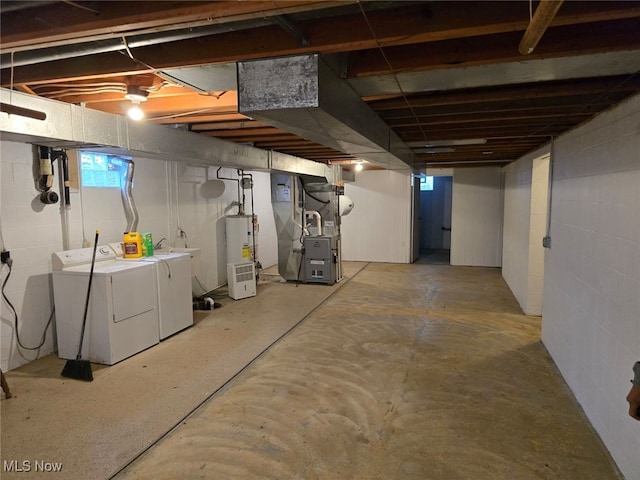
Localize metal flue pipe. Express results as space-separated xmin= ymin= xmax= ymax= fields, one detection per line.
xmin=121 ymin=159 xmax=139 ymax=232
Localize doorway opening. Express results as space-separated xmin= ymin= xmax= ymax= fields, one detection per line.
xmin=417 ymin=175 xmax=453 ymax=265
xmin=525 ymin=154 xmax=550 ymax=315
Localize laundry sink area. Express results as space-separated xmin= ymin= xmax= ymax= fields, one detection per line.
xmin=154 ymin=247 xmax=201 ymax=276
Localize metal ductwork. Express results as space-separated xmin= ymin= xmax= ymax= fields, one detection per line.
xmin=121 ymin=159 xmax=139 ymax=233
xmin=238 ymin=54 xmax=416 ymax=172
xmin=347 ymin=50 xmax=640 ymax=97
xmin=0 ymin=88 xmax=335 ymax=182
xmin=0 ymin=18 xmax=273 ymax=69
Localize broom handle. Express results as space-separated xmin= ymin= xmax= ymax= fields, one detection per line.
xmin=77 ymin=230 xmax=100 ymax=360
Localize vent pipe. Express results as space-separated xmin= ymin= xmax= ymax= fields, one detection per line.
xmin=121 ymin=159 xmax=139 ymax=232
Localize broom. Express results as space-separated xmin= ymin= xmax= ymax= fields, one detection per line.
xmin=61 ymin=229 xmax=100 ymax=382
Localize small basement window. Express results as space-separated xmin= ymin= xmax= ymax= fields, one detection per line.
xmin=80 ymin=151 xmax=130 ymax=188
xmin=420 ymin=176 xmax=434 ymax=191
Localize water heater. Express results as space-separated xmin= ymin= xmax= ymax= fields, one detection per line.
xmin=225 ymin=215 xmax=258 ymax=264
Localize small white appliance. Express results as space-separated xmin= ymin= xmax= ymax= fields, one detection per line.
xmin=108 ymin=243 xmax=193 ymax=340
xmin=227 ymin=262 xmax=256 ymax=300
xmin=52 ymin=246 xmax=159 ymax=365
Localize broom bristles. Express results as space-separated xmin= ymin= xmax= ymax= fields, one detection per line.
xmin=61 ymin=359 xmax=93 ymax=382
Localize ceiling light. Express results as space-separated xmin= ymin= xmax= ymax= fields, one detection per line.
xmin=127 ymin=103 xmax=145 ymax=121
xmin=355 ymin=162 xmax=364 ymax=172
xmin=125 ymin=84 xmax=148 ymax=121
xmin=424 ymin=138 xmax=487 ymax=147
xmin=124 ymin=85 xmax=148 ymax=103
xmin=419 ymin=147 xmax=455 ymax=154
xmin=425 ymin=159 xmax=511 ymax=166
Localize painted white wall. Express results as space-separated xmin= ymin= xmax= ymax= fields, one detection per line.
xmin=502 ymin=151 xmax=551 ymax=315
xmin=342 ymin=170 xmax=412 ymax=263
xmin=526 ymin=156 xmax=550 ymax=315
xmin=251 ymin=171 xmax=278 ymax=270
xmin=450 ymin=167 xmax=504 ymax=267
xmin=77 ymin=156 xmax=172 ymax=247
xmin=1 ymin=141 xmax=60 ymax=370
xmin=541 ymin=93 xmax=640 ymax=480
xmin=503 ymin=158 xmax=533 ymax=308
xmin=170 ymin=165 xmax=277 ymax=290
xmin=0 ymin=142 xmax=277 ymax=371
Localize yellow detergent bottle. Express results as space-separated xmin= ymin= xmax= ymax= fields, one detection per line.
xmin=123 ymin=231 xmax=143 ymax=258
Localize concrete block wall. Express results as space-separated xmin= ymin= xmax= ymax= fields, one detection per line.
xmin=450 ymin=167 xmax=504 ymax=267
xmin=1 ymin=141 xmax=60 ymax=370
xmin=341 ymin=168 xmax=505 ymax=267
xmin=542 ymin=93 xmax=640 ymax=480
xmin=173 ymin=163 xmax=241 ymax=290
xmin=503 ymin=157 xmax=534 ymax=311
xmin=0 ymin=141 xmax=277 ymax=371
xmin=171 ymin=165 xmax=277 ymax=291
xmin=342 ymin=170 xmax=412 ymax=263
xmin=525 ymin=156 xmax=550 ymax=315
xmin=76 ymin=156 xmax=171 ymax=247
xmin=502 ymin=150 xmax=550 ymax=316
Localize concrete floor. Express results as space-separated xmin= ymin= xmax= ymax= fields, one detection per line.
xmin=416 ymin=248 xmax=450 ymax=265
xmin=1 ymin=262 xmax=623 ymax=480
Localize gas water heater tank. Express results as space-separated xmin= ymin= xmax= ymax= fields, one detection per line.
xmin=226 ymin=215 xmax=258 ymax=264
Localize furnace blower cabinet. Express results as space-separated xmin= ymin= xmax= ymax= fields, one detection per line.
xmin=270 ymin=172 xmax=353 ymax=286
xmin=303 ymin=235 xmax=338 ymax=284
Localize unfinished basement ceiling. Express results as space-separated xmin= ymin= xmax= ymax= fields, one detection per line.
xmin=1 ymin=1 xmax=640 ymax=170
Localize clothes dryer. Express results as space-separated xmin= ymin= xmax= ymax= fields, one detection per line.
xmin=108 ymin=244 xmax=193 ymax=339
xmin=52 ymin=246 xmax=160 ymax=365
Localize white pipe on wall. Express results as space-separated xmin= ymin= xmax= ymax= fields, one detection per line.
xmin=304 ymin=210 xmax=322 ymax=236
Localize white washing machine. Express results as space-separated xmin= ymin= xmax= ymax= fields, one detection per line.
xmin=52 ymin=246 xmax=160 ymax=365
xmin=108 ymin=244 xmax=193 ymax=340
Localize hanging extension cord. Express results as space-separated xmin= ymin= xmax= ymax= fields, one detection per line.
xmin=1 ymin=255 xmax=55 ymax=351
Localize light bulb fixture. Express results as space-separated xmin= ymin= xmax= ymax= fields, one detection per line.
xmin=355 ymin=162 xmax=364 ymax=172
xmin=125 ymin=84 xmax=148 ymax=121
xmin=124 ymin=85 xmax=148 ymax=103
xmin=127 ymin=102 xmax=144 ymax=121
xmin=424 ymin=138 xmax=487 ymax=147
xmin=421 ymin=147 xmax=455 ymax=154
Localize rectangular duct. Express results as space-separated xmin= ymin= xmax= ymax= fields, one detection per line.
xmin=238 ymin=54 xmax=416 ymax=172
xmin=0 ymin=88 xmax=331 ymax=181
xmin=270 ymin=150 xmax=331 ymax=179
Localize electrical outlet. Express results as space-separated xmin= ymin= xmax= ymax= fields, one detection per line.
xmin=1 ymin=250 xmax=10 ymax=264
xmin=542 ymin=236 xmax=551 ymax=248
